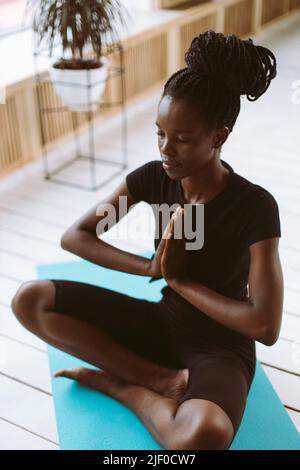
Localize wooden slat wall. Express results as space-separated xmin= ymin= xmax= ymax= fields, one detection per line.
xmin=35 ymin=67 xmax=116 ymax=148
xmin=123 ymin=34 xmax=168 ymax=100
xmin=157 ymin=0 xmax=300 ymax=13
xmin=224 ymin=0 xmax=254 ymax=36
xmin=290 ymin=0 xmax=300 ymax=9
xmin=1 ymin=0 xmax=300 ymax=176
xmin=36 ymin=81 xmax=72 ymax=146
xmin=179 ymin=13 xmax=217 ymax=68
xmin=0 ymin=96 xmax=22 ymax=172
xmin=261 ymin=0 xmax=290 ymax=25
xmin=157 ymin=0 xmax=192 ymax=8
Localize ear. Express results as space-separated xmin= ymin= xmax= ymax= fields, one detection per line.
xmin=213 ymin=127 xmax=230 ymax=149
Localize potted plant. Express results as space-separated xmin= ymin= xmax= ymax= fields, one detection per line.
xmin=25 ymin=0 xmax=133 ymax=112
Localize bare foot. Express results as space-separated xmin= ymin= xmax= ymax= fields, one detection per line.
xmin=53 ymin=367 xmax=128 ymax=400
xmin=156 ymin=368 xmax=189 ymax=403
xmin=53 ymin=366 xmax=189 ymax=403
xmin=137 ymin=367 xmax=190 ymax=403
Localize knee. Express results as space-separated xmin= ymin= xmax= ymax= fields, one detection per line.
xmin=167 ymin=419 xmax=233 ymax=451
xmin=166 ymin=404 xmax=234 ymax=450
xmin=11 ymin=280 xmax=47 ymax=326
xmin=190 ymin=417 xmax=233 ymax=450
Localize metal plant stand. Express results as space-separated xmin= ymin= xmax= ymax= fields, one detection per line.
xmin=33 ymin=43 xmax=128 ymax=191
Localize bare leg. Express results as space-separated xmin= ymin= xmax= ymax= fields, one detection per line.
xmin=40 ymin=310 xmax=188 ymax=401
xmin=53 ymin=367 xmax=234 ymax=450
xmin=11 ymin=280 xmax=188 ymax=401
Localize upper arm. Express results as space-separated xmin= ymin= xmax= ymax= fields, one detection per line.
xmin=247 ymin=237 xmax=284 ymax=345
xmin=61 ymin=178 xmax=138 ymax=239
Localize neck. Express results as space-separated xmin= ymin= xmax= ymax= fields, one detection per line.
xmin=180 ymin=156 xmax=230 ymax=204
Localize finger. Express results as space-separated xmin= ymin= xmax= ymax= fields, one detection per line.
xmin=162 ymin=219 xmax=171 ymax=237
xmin=162 ymin=217 xmax=174 ymax=239
xmin=163 ymin=233 xmax=170 ymax=251
xmin=169 ymin=217 xmax=175 ymax=238
xmin=175 ymin=207 xmax=184 ymax=217
xmin=162 ymin=226 xmax=170 ymax=239
xmin=156 ymin=236 xmax=167 ymax=256
xmin=157 ymin=222 xmax=172 ymax=255
xmin=162 ymin=209 xmax=180 ymax=240
xmin=172 ymin=214 xmax=183 ymax=239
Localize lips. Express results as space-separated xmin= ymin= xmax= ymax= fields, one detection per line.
xmin=162 ymin=159 xmax=180 ymax=168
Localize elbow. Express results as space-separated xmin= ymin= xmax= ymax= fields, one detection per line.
xmin=60 ymin=229 xmax=76 ymax=251
xmin=251 ymin=305 xmax=282 ymax=346
xmin=258 ymin=325 xmax=279 ymax=347
xmin=60 ymin=227 xmax=93 ymax=255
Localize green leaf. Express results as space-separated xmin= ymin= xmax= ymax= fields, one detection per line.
xmin=26 ymin=0 xmax=133 ymax=62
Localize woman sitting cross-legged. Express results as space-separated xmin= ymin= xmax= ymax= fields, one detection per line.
xmin=11 ymin=30 xmax=283 ymax=450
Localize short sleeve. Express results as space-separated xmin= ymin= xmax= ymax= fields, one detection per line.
xmin=239 ymin=187 xmax=281 ymax=250
xmin=125 ymin=160 xmax=160 ymax=204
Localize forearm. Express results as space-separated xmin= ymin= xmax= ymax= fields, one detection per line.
xmin=168 ymin=277 xmax=266 ymax=343
xmin=61 ymin=229 xmax=151 ymax=277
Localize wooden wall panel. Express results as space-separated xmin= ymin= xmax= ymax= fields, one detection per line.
xmin=0 ymin=97 xmax=22 ymax=173
xmin=224 ymin=0 xmax=254 ymax=36
xmin=33 ymin=69 xmax=116 ymax=147
xmin=261 ymin=0 xmax=289 ymax=25
xmin=158 ymin=0 xmax=196 ymax=8
xmin=179 ymin=14 xmax=217 ymax=68
xmin=122 ymin=34 xmax=168 ymax=101
xmin=289 ymin=0 xmax=300 ymax=10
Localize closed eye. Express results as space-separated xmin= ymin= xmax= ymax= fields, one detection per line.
xmin=155 ymin=131 xmax=189 ymax=144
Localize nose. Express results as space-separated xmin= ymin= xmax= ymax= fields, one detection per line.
xmin=159 ymin=137 xmax=176 ymax=156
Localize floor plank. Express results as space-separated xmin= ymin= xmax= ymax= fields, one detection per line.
xmin=257 ymin=338 xmax=300 ymax=376
xmin=0 ymin=304 xmax=46 ymax=351
xmin=0 ymin=375 xmax=58 ymax=443
xmin=0 ymin=209 xmax=65 ymax=244
xmin=0 ymin=227 xmax=76 ymax=264
xmin=283 ymin=288 xmax=300 ymax=317
xmin=262 ymin=364 xmax=300 ymax=411
xmin=0 ymin=336 xmax=51 ymax=393
xmin=0 ymin=251 xmax=41 ymax=281
xmin=280 ymin=313 xmax=300 ymax=342
xmin=0 ymin=418 xmax=59 ymax=450
xmin=0 ymin=275 xmax=22 ymax=307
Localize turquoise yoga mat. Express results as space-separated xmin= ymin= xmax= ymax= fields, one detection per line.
xmin=37 ymin=251 xmax=300 ymax=450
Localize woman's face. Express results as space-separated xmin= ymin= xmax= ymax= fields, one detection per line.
xmin=155 ymin=95 xmax=227 ymax=179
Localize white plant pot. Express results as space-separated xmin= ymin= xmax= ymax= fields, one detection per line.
xmin=48 ymin=56 xmax=109 ymax=113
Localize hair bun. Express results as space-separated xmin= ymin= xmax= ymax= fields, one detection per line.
xmin=185 ymin=30 xmax=277 ymax=101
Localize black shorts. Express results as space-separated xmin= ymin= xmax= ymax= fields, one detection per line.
xmin=48 ymin=278 xmax=256 ymax=441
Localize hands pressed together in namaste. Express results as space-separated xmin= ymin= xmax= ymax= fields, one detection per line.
xmin=148 ymin=206 xmax=187 ymax=283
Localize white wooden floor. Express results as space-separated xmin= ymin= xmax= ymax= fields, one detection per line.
xmin=1 ymin=12 xmax=300 ymax=449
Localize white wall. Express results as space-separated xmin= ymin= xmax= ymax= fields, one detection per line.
xmin=121 ymin=0 xmax=153 ymax=13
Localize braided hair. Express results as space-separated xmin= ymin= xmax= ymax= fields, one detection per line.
xmin=161 ymin=30 xmax=277 ymax=132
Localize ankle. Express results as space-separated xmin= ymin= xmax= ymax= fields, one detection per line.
xmin=134 ymin=365 xmax=174 ymax=390
xmin=153 ymin=366 xmax=179 ymax=389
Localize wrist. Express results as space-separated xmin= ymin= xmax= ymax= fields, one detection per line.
xmin=146 ymin=258 xmax=154 ymax=276
xmin=146 ymin=258 xmax=161 ymax=278
xmin=165 ymin=275 xmax=185 ymax=289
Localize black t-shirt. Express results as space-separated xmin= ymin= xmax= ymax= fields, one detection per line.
xmin=126 ymin=159 xmax=281 ymax=368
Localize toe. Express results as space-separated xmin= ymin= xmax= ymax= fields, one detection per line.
xmin=53 ymin=366 xmax=85 ymax=380
xmin=53 ymin=368 xmax=66 ymax=378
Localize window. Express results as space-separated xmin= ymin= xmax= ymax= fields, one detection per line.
xmin=0 ymin=0 xmax=30 ymax=37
